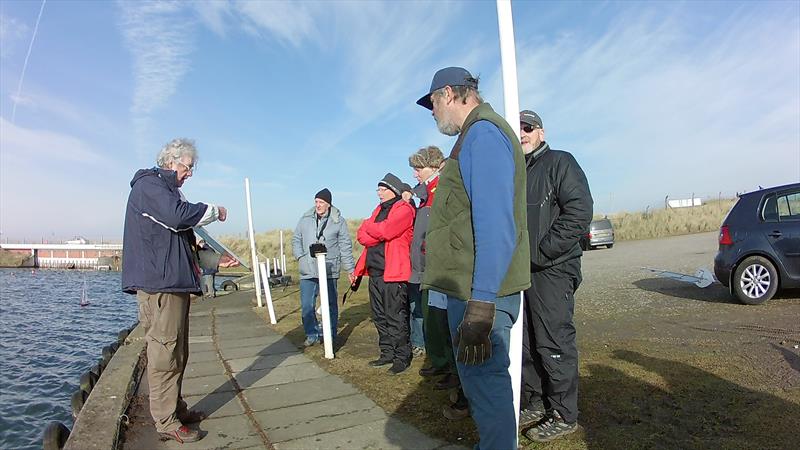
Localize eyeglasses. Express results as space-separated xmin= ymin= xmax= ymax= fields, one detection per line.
xmin=376 ymin=187 xmax=389 ymax=192
xmin=521 ymin=124 xmax=539 ymax=133
xmin=174 ymin=159 xmax=195 ymax=173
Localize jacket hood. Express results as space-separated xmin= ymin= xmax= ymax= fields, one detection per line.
xmin=302 ymin=205 xmax=342 ymax=223
xmin=130 ymin=168 xmax=178 ymax=188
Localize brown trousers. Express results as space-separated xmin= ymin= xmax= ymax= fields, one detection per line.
xmin=137 ymin=291 xmax=191 ymax=433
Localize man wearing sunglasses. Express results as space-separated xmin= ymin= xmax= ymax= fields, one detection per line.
xmin=518 ymin=110 xmax=593 ymax=443
xmin=122 ymin=138 xmax=227 ymax=443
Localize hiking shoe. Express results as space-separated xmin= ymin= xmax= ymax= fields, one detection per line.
xmin=303 ymin=337 xmax=319 ymax=347
xmin=434 ymin=373 xmax=460 ymax=390
xmin=412 ymin=346 xmax=426 ymax=357
xmin=159 ymin=425 xmax=202 ymax=443
xmin=388 ymin=361 xmax=410 ymax=375
xmin=442 ymin=403 xmax=470 ymax=421
xmin=525 ymin=410 xmax=577 ymax=442
xmin=177 ymin=409 xmax=206 ymax=424
xmin=419 ymin=366 xmax=448 ymax=377
xmin=519 ymin=406 xmax=547 ymax=429
xmin=369 ymin=357 xmax=393 ymax=367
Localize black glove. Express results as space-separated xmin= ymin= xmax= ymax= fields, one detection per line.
xmin=309 ymin=243 xmax=327 ymax=257
xmin=454 ymin=300 xmax=495 ymax=365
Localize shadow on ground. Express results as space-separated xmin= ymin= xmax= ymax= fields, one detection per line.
xmin=633 ymin=278 xmax=736 ymax=304
xmin=579 ymin=350 xmax=800 ymax=449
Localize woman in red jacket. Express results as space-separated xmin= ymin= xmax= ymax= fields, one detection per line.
xmin=355 ymin=173 xmax=415 ymax=374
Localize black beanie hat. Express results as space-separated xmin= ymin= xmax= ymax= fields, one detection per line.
xmin=315 ymin=188 xmax=332 ymax=205
xmin=378 ymin=173 xmax=404 ymax=195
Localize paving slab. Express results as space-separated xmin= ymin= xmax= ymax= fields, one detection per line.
xmin=241 ymin=376 xmax=359 ymax=411
xmin=219 ymin=342 xmax=300 ymax=360
xmin=274 ymin=417 xmax=443 ymax=450
xmin=181 ymin=373 xmax=236 ymax=397
xmin=233 ymin=362 xmax=328 ymax=389
xmin=227 ymin=353 xmax=310 ymax=373
xmin=189 ymin=350 xmax=220 ymax=363
xmin=183 ymin=359 xmax=226 ymax=379
xmin=184 ymin=391 xmax=245 ymax=419
xmin=255 ymin=394 xmax=386 ymax=443
xmin=188 ymin=335 xmax=214 ymax=344
xmin=218 ymin=335 xmax=292 ymax=350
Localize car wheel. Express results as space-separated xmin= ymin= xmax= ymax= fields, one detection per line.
xmin=606 ymin=244 xmax=613 ymax=249
xmin=732 ymin=256 xmax=778 ymax=305
xmin=580 ymin=238 xmax=589 ymax=251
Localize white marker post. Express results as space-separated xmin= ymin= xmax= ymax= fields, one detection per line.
xmin=279 ymin=230 xmax=285 ymax=273
xmin=245 ymin=177 xmax=263 ymax=308
xmin=496 ymin=0 xmax=523 ymax=439
xmin=315 ymin=251 xmax=334 ymax=359
xmin=259 ymin=262 xmax=277 ymax=324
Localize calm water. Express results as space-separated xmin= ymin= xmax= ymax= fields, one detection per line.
xmin=0 ymin=269 xmax=138 ymax=450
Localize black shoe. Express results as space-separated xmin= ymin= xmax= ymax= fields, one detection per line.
xmin=434 ymin=373 xmax=460 ymax=390
xmin=525 ymin=410 xmax=578 ymax=442
xmin=369 ymin=357 xmax=393 ymax=367
xmin=388 ymin=361 xmax=409 ymax=375
xmin=419 ymin=366 xmax=448 ymax=377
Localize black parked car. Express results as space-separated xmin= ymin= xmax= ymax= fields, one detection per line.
xmin=581 ymin=218 xmax=614 ymax=250
xmin=714 ymin=183 xmax=800 ymax=304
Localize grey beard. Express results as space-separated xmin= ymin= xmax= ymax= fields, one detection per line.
xmin=436 ymin=119 xmax=460 ymax=136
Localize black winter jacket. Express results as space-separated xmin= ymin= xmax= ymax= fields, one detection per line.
xmin=526 ymin=143 xmax=593 ymax=272
xmin=122 ymin=168 xmax=208 ymax=294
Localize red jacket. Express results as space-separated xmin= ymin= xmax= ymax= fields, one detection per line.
xmin=355 ymin=199 xmax=415 ymax=282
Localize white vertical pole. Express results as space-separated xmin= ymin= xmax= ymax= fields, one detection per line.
xmin=265 ymin=257 xmax=271 ymax=278
xmin=315 ymin=252 xmax=334 ymax=359
xmin=279 ymin=230 xmax=285 ymax=272
xmin=273 ymin=257 xmax=278 ymax=274
xmin=496 ymin=0 xmax=523 ymax=439
xmin=245 ymin=177 xmax=263 ymax=308
xmin=259 ymin=262 xmax=277 ymax=324
xmin=281 ymin=254 xmax=287 ymax=275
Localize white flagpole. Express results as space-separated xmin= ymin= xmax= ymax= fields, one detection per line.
xmin=279 ymin=230 xmax=285 ymax=273
xmin=496 ymin=0 xmax=523 ymax=440
xmin=245 ymin=177 xmax=263 ymax=308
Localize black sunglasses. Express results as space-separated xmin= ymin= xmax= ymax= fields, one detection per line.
xmin=521 ymin=124 xmax=539 ymax=133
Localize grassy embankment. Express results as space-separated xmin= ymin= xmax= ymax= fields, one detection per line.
xmin=0 ymin=249 xmax=31 ymax=268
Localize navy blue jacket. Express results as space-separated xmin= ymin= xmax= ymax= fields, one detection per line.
xmin=122 ymin=168 xmax=208 ymax=294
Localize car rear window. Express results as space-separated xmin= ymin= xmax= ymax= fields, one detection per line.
xmin=592 ymin=219 xmax=613 ymax=230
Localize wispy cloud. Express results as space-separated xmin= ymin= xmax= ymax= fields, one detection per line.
xmin=10 ymin=0 xmax=46 ymax=123
xmin=0 ymin=13 xmax=30 ymax=59
xmin=0 ymin=116 xmax=106 ymax=164
xmin=119 ymin=1 xmax=195 ymax=145
xmin=506 ymin=6 xmax=800 ymax=212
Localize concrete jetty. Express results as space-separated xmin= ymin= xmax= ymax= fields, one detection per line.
xmin=103 ymin=290 xmax=459 ymax=450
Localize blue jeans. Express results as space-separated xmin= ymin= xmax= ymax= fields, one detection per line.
xmin=299 ymin=278 xmax=339 ymax=341
xmin=408 ymin=283 xmax=425 ymax=349
xmin=448 ymin=294 xmax=520 ymax=450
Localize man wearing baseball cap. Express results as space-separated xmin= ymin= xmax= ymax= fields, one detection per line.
xmin=417 ymin=67 xmax=531 ymax=449
xmin=518 ymin=110 xmax=593 ymax=442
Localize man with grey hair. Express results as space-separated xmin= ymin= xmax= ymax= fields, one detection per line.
xmin=122 ymin=138 xmax=227 ymax=443
xmin=417 ymin=67 xmax=530 ymax=449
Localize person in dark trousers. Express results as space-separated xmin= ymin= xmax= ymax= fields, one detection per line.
xmin=407 ymin=146 xmax=460 ymax=391
xmin=355 ymin=173 xmax=415 ymax=374
xmin=122 ymin=138 xmax=227 ymax=444
xmin=517 ymin=110 xmax=593 ymax=442
xmin=417 ymin=67 xmax=531 ymax=449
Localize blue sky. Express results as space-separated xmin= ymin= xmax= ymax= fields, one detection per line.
xmin=1 ymin=0 xmax=798 ymax=242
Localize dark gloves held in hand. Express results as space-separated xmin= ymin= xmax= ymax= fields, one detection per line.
xmin=309 ymin=243 xmax=327 ymax=257
xmin=454 ymin=299 xmax=495 ymax=365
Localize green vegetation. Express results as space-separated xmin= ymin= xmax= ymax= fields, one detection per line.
xmin=0 ymin=249 xmax=32 ymax=268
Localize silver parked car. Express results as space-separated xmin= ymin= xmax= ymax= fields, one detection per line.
xmin=581 ymin=218 xmax=614 ymax=250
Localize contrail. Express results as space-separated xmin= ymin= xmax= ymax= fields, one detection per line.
xmin=11 ymin=0 xmax=46 ymax=124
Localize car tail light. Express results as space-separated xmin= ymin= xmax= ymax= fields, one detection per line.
xmin=719 ymin=225 xmax=733 ymax=245
xmin=588 ymin=232 xmax=592 ymax=239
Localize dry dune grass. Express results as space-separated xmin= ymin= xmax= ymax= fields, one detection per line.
xmin=220 ymin=201 xmax=736 ymax=267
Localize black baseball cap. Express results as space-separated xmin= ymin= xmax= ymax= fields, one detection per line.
xmin=416 ymin=67 xmax=478 ymax=110
xmin=520 ymin=110 xmax=543 ymax=129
